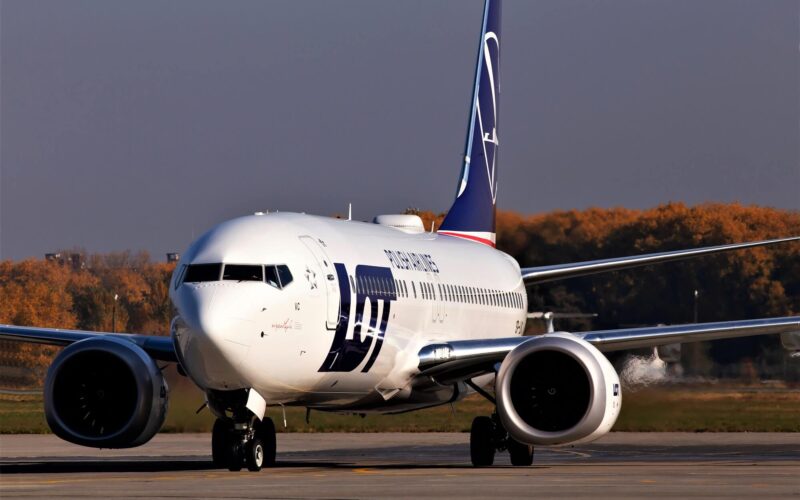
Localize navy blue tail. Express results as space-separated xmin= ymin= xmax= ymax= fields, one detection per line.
xmin=438 ymin=0 xmax=501 ymax=247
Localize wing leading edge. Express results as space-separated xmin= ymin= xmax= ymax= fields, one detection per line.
xmin=0 ymin=324 xmax=177 ymax=362
xmin=521 ymin=236 xmax=799 ymax=285
xmin=417 ymin=316 xmax=800 ymax=383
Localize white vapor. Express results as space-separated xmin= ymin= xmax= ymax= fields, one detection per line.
xmin=620 ymin=351 xmax=668 ymax=387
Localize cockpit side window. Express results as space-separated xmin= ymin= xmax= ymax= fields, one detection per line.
xmin=183 ymin=263 xmax=222 ymax=283
xmin=265 ymin=265 xmax=281 ymax=288
xmin=277 ymin=265 xmax=293 ymax=287
xmin=223 ymin=264 xmax=263 ymax=282
xmin=174 ymin=265 xmax=188 ymax=289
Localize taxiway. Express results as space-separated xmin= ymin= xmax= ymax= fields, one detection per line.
xmin=1 ymin=432 xmax=799 ymax=498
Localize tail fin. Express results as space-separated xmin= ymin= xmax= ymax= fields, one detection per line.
xmin=438 ymin=0 xmax=501 ymax=247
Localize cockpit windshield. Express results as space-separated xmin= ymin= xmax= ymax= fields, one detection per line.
xmin=180 ymin=263 xmax=293 ymax=288
xmin=183 ymin=263 xmax=222 ymax=282
xmin=223 ymin=264 xmax=263 ymax=282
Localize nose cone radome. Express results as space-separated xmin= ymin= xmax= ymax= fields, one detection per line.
xmin=173 ymin=284 xmax=256 ymax=390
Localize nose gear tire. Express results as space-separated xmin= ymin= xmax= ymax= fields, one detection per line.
xmin=212 ymin=418 xmax=233 ymax=467
xmin=246 ymin=438 xmax=265 ymax=471
xmin=254 ymin=417 xmax=277 ymax=467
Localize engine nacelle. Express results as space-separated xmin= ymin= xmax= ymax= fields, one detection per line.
xmin=496 ymin=333 xmax=621 ymax=446
xmin=44 ymin=336 xmax=168 ymax=448
xmin=780 ymin=332 xmax=800 ymax=356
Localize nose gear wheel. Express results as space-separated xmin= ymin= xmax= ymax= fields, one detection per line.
xmin=212 ymin=416 xmax=277 ymax=472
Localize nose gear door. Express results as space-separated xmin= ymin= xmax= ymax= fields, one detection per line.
xmin=299 ymin=236 xmax=340 ymax=330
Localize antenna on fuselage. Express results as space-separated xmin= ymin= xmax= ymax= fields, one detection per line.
xmin=347 ymin=203 xmax=352 ymax=221
xmin=431 ymin=220 xmax=435 ymax=233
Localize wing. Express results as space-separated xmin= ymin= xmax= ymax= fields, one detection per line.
xmin=0 ymin=324 xmax=177 ymax=362
xmin=521 ymin=236 xmax=799 ymax=284
xmin=417 ymin=316 xmax=800 ymax=383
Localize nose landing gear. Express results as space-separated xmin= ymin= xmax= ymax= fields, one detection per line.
xmin=212 ymin=416 xmax=276 ymax=472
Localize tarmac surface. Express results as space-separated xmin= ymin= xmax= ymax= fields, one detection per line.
xmin=1 ymin=432 xmax=799 ymax=498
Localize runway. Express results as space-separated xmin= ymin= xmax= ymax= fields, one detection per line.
xmin=1 ymin=433 xmax=799 ymax=498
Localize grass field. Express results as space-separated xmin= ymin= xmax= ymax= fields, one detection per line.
xmin=2 ymin=379 xmax=799 ymax=434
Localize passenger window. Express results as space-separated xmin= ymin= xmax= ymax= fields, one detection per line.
xmin=184 ymin=263 xmax=222 ymax=283
xmin=412 ymin=281 xmax=417 ymax=298
xmin=277 ymin=265 xmax=293 ymax=287
xmin=265 ymin=265 xmax=280 ymax=288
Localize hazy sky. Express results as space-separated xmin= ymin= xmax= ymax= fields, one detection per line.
xmin=1 ymin=0 xmax=798 ymax=261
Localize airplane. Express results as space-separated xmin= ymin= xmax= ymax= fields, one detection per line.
xmin=1 ymin=0 xmax=799 ymax=472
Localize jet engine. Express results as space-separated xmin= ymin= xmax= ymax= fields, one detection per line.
xmin=44 ymin=336 xmax=168 ymax=448
xmin=495 ymin=333 xmax=621 ymax=446
xmin=781 ymin=332 xmax=800 ymax=357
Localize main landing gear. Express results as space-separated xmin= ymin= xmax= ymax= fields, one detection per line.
xmin=466 ymin=380 xmax=533 ymax=467
xmin=212 ymin=416 xmax=276 ymax=471
xmin=470 ymin=413 xmax=533 ymax=467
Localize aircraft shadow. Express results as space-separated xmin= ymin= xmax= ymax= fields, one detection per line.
xmin=0 ymin=457 xmax=546 ymax=474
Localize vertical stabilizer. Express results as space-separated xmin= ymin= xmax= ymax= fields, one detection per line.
xmin=438 ymin=0 xmax=501 ymax=247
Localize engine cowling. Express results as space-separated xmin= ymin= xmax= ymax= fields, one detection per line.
xmin=44 ymin=336 xmax=168 ymax=448
xmin=781 ymin=332 xmax=800 ymax=356
xmin=496 ymin=333 xmax=621 ymax=446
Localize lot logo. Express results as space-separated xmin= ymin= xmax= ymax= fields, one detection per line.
xmin=318 ymin=263 xmax=397 ymax=373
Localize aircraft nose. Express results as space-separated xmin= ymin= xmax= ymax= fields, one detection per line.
xmin=173 ymin=284 xmax=254 ymax=390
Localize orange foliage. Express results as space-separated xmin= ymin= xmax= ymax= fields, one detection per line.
xmin=0 ymin=253 xmax=176 ymax=386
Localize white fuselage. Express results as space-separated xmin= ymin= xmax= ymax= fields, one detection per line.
xmin=170 ymin=212 xmax=526 ymax=412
